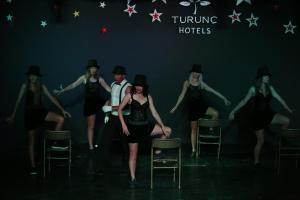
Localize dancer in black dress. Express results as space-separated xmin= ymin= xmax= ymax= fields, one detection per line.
xmin=229 ymin=66 xmax=292 ymax=166
xmin=54 ymin=59 xmax=111 ymax=150
xmin=170 ymin=64 xmax=231 ymax=157
xmin=118 ymin=74 xmax=171 ymax=188
xmin=6 ymin=65 xmax=71 ymax=174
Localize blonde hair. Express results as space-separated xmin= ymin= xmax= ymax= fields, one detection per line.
xmin=188 ymin=72 xmax=203 ymax=89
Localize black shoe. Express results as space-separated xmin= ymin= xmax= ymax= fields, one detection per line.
xmin=94 ymin=168 xmax=104 ymax=176
xmin=29 ymin=167 xmax=37 ymax=175
xmin=254 ymin=163 xmax=261 ymax=170
xmin=129 ymin=179 xmax=139 ymax=189
xmin=190 ymin=151 xmax=196 ymax=158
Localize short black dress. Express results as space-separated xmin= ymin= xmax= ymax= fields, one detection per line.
xmin=126 ymin=95 xmax=155 ymax=143
xmin=186 ymin=84 xmax=209 ymax=121
xmin=83 ymin=78 xmax=106 ymax=117
xmin=252 ymin=89 xmax=276 ymax=131
xmin=24 ymin=84 xmax=49 ymax=131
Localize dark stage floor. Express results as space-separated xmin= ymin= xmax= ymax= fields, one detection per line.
xmin=2 ymin=145 xmax=300 ymax=200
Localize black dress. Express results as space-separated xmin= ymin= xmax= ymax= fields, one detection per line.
xmin=127 ymin=95 xmax=155 ymax=143
xmin=83 ymin=78 xmax=105 ymax=117
xmin=24 ymin=84 xmax=48 ymax=131
xmin=186 ymin=84 xmax=209 ymax=121
xmin=252 ymin=89 xmax=276 ymax=131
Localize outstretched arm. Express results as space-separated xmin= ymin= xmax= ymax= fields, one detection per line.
xmin=54 ymin=75 xmax=85 ymax=96
xmin=170 ymin=80 xmax=189 ymax=113
xmin=270 ymin=86 xmax=293 ymax=113
xmin=229 ymin=87 xmax=255 ymax=120
xmin=6 ymin=84 xmax=26 ymax=123
xmin=99 ymin=77 xmax=111 ymax=93
xmin=43 ymin=85 xmax=71 ymax=118
xmin=118 ymin=93 xmax=131 ymax=135
xmin=202 ymin=82 xmax=231 ymax=106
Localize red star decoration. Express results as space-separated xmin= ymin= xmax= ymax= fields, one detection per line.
xmin=149 ymin=9 xmax=162 ymax=22
xmin=124 ymin=4 xmax=137 ymax=17
xmin=100 ymin=26 xmax=108 ymax=33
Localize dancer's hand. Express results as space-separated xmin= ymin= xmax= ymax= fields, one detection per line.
xmin=53 ymin=89 xmax=63 ymax=96
xmin=170 ymin=107 xmax=177 ymax=114
xmin=6 ymin=116 xmax=14 ymax=124
xmin=162 ymin=126 xmax=171 ymax=137
xmin=104 ymin=116 xmax=109 ymax=124
xmin=62 ymin=110 xmax=71 ymax=118
xmin=229 ymin=112 xmax=235 ymax=121
xmin=224 ymin=98 xmax=231 ymax=106
xmin=122 ymin=124 xmax=130 ymax=136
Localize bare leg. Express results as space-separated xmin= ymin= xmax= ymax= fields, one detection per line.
xmin=189 ymin=121 xmax=197 ymax=153
xmin=151 ymin=125 xmax=172 ymax=154
xmin=128 ymin=143 xmax=138 ymax=181
xmin=28 ymin=130 xmax=36 ymax=168
xmin=87 ymin=115 xmax=96 ymax=150
xmin=45 ymin=112 xmax=65 ymax=131
xmin=271 ymin=113 xmax=290 ymax=130
xmin=254 ymin=129 xmax=264 ymax=164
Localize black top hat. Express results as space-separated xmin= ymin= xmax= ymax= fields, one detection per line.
xmin=26 ymin=65 xmax=42 ymax=77
xmin=190 ymin=64 xmax=203 ymax=73
xmin=112 ymin=65 xmax=126 ymax=75
xmin=256 ymin=66 xmax=272 ymax=79
xmin=86 ymin=59 xmax=100 ymax=69
xmin=133 ymin=74 xmax=147 ymax=87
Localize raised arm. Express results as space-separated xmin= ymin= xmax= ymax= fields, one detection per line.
xmin=270 ymin=86 xmax=293 ymax=113
xmin=42 ymin=85 xmax=71 ymax=118
xmin=99 ymin=77 xmax=111 ymax=93
xmin=53 ymin=75 xmax=85 ymax=96
xmin=229 ymin=87 xmax=255 ymax=120
xmin=118 ymin=93 xmax=131 ymax=135
xmin=6 ymin=83 xmax=26 ymax=123
xmin=202 ymin=82 xmax=231 ymax=106
xmin=170 ymin=80 xmax=189 ymax=113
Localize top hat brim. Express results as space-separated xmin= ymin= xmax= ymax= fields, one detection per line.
xmin=112 ymin=70 xmax=126 ymax=75
xmin=190 ymin=69 xmax=203 ymax=73
xmin=256 ymin=73 xmax=272 ymax=79
xmin=86 ymin=65 xmax=100 ymax=69
xmin=25 ymin=72 xmax=42 ymax=77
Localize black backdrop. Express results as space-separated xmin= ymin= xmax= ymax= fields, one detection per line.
xmin=1 ymin=0 xmax=299 ymax=147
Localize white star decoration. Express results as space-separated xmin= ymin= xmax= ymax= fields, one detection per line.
xmin=99 ymin=2 xmax=106 ymax=8
xmin=246 ymin=13 xmax=259 ymax=27
xmin=40 ymin=20 xmax=47 ymax=28
xmin=152 ymin=0 xmax=167 ymax=4
xmin=228 ymin=10 xmax=241 ymax=24
xmin=73 ymin=11 xmax=80 ymax=18
xmin=6 ymin=14 xmax=13 ymax=21
xmin=236 ymin=0 xmax=251 ymax=6
xmin=124 ymin=4 xmax=137 ymax=17
xmin=283 ymin=21 xmax=297 ymax=34
xmin=149 ymin=9 xmax=162 ymax=22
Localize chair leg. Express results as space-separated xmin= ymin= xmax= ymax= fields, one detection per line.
xmin=196 ymin=128 xmax=199 ymax=158
xmin=179 ymin=148 xmax=181 ymax=190
xmin=48 ymin=158 xmax=51 ymax=174
xmin=151 ymin=149 xmax=154 ymax=189
xmin=43 ymin=141 xmax=46 ymax=177
xmin=173 ymin=168 xmax=175 ymax=182
xmin=217 ymin=128 xmax=221 ymax=160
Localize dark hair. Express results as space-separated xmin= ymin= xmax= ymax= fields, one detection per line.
xmin=131 ymin=84 xmax=149 ymax=97
xmin=85 ymin=67 xmax=100 ymax=80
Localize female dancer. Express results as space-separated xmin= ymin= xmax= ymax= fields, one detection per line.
xmin=54 ymin=59 xmax=111 ymax=150
xmin=170 ymin=64 xmax=231 ymax=157
xmin=6 ymin=65 xmax=71 ymax=174
xmin=118 ymin=74 xmax=171 ymax=188
xmin=229 ymin=66 xmax=292 ymax=166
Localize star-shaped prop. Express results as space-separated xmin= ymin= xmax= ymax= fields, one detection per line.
xmin=73 ymin=11 xmax=80 ymax=18
xmin=6 ymin=14 xmax=13 ymax=22
xmin=236 ymin=0 xmax=251 ymax=6
xmin=283 ymin=21 xmax=297 ymax=34
xmin=41 ymin=20 xmax=47 ymax=28
xmin=99 ymin=2 xmax=106 ymax=8
xmin=246 ymin=13 xmax=259 ymax=27
xmin=149 ymin=9 xmax=162 ymax=22
xmin=228 ymin=10 xmax=241 ymax=24
xmin=152 ymin=0 xmax=167 ymax=4
xmin=100 ymin=26 xmax=108 ymax=33
xmin=124 ymin=4 xmax=137 ymax=17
